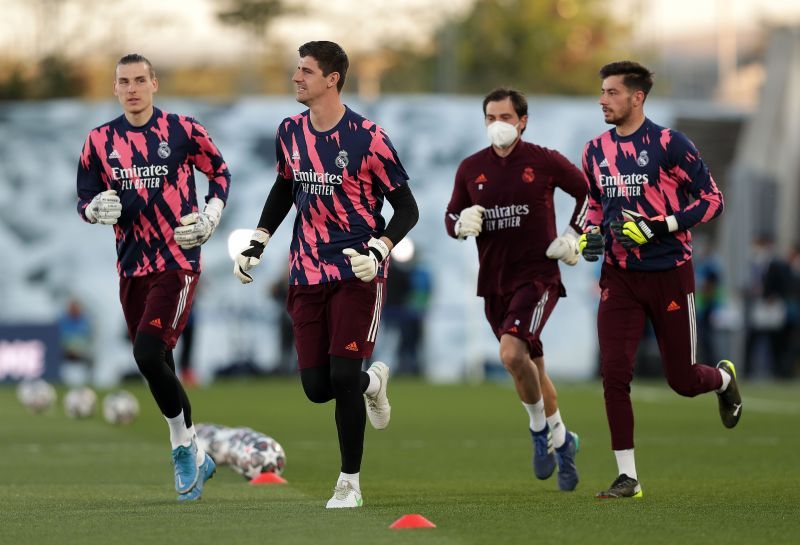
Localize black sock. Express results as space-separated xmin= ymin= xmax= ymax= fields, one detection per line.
xmin=165 ymin=349 xmax=193 ymax=427
xmin=133 ymin=333 xmax=191 ymax=425
xmin=330 ymin=355 xmax=366 ymax=474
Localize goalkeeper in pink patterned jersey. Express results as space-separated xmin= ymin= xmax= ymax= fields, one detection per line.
xmin=76 ymin=54 xmax=230 ymax=501
xmin=233 ymin=41 xmax=419 ymax=509
xmin=445 ymin=88 xmax=588 ymax=492
xmin=578 ymin=61 xmax=742 ymax=499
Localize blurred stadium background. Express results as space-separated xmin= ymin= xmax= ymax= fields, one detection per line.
xmin=3 ymin=0 xmax=800 ymax=386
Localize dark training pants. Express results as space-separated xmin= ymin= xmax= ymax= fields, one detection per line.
xmin=597 ymin=261 xmax=723 ymax=451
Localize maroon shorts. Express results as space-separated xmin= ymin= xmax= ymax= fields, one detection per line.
xmin=119 ymin=269 xmax=198 ymax=349
xmin=286 ymin=277 xmax=386 ymax=369
xmin=483 ymin=281 xmax=564 ymax=358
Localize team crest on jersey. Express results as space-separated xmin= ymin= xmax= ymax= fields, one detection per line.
xmin=522 ymin=167 xmax=535 ymax=183
xmin=157 ymin=141 xmax=171 ymax=159
xmin=335 ymin=150 xmax=349 ymax=169
xmin=637 ymin=150 xmax=649 ymax=167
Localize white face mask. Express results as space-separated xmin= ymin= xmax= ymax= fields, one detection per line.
xmin=486 ymin=120 xmax=519 ymax=149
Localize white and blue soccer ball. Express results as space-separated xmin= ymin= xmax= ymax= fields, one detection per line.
xmin=102 ymin=390 xmax=140 ymax=425
xmin=228 ymin=429 xmax=287 ymax=479
xmin=63 ymin=387 xmax=98 ymax=419
xmin=17 ymin=379 xmax=57 ymax=413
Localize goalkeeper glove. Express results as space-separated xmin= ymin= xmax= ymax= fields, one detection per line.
xmin=233 ymin=230 xmax=270 ymax=284
xmin=610 ymin=209 xmax=668 ymax=248
xmin=342 ymin=237 xmax=390 ymax=282
xmin=85 ymin=189 xmax=122 ymax=225
xmin=545 ymin=227 xmax=580 ymax=266
xmin=579 ymin=226 xmax=604 ymax=262
xmin=174 ymin=198 xmax=224 ymax=249
xmin=455 ymin=205 xmax=485 ymax=238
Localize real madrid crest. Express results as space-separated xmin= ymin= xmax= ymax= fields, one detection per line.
xmin=335 ymin=150 xmax=349 ymax=169
xmin=637 ymin=150 xmax=649 ymax=167
xmin=158 ymin=141 xmax=171 ymax=159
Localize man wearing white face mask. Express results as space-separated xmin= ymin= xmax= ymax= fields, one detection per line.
xmin=445 ymin=88 xmax=588 ymax=492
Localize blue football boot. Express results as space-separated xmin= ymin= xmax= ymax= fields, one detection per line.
xmin=178 ymin=453 xmax=216 ymax=501
xmin=172 ymin=439 xmax=199 ymax=494
xmin=530 ymin=425 xmax=556 ymax=480
xmin=555 ymin=431 xmax=580 ymax=491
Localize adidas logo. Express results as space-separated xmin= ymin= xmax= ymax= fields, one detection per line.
xmin=667 ymin=301 xmax=681 ymax=312
xmin=508 ymin=326 xmax=518 ymax=333
xmin=292 ymin=150 xmax=300 ymax=160
xmin=108 ymin=149 xmax=121 ymax=160
xmin=149 ymin=317 xmax=163 ymax=328
xmin=474 ymin=173 xmax=488 ymax=184
xmin=599 ymin=158 xmax=609 ymax=168
xmin=345 ymin=341 xmax=359 ymax=352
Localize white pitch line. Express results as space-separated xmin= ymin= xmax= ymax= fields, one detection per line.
xmin=631 ymin=385 xmax=800 ymax=414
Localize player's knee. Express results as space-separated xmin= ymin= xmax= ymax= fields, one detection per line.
xmin=500 ymin=347 xmax=528 ymax=375
xmin=132 ymin=333 xmax=166 ymax=378
xmin=300 ymin=367 xmax=334 ymax=403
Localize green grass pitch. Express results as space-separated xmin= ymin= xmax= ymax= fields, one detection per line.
xmin=1 ymin=378 xmax=798 ymax=544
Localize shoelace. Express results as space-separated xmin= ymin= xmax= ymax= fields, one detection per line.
xmin=333 ymin=482 xmax=353 ymax=500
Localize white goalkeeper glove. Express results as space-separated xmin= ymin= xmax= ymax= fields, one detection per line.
xmin=455 ymin=204 xmax=485 ymax=238
xmin=545 ymin=227 xmax=580 ymax=266
xmin=85 ymin=189 xmax=122 ymax=225
xmin=174 ymin=197 xmax=224 ymax=249
xmin=233 ymin=230 xmax=270 ymax=284
xmin=342 ymin=237 xmax=390 ymax=283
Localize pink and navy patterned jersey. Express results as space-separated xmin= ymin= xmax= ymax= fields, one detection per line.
xmin=76 ymin=108 xmax=231 ymax=278
xmin=582 ymin=118 xmax=723 ymax=272
xmin=445 ymin=141 xmax=588 ymax=297
xmin=275 ymin=106 xmax=409 ymax=285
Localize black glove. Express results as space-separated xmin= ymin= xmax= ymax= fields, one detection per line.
xmin=610 ymin=209 xmax=668 ymax=248
xmin=579 ymin=227 xmax=604 ymax=262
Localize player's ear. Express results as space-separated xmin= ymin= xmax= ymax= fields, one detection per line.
xmin=327 ymin=72 xmax=339 ymax=89
xmin=152 ymin=76 xmax=159 ymax=93
xmin=519 ymin=114 xmax=528 ymax=131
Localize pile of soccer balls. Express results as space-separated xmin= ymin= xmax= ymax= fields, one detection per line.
xmin=16 ymin=380 xmax=139 ymax=425
xmin=196 ymin=423 xmax=286 ymax=480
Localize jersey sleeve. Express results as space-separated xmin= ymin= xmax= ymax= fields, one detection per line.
xmin=666 ymin=131 xmax=724 ymax=230
xmin=444 ymin=161 xmax=472 ymax=238
xmin=75 ymin=134 xmax=105 ymax=223
xmin=581 ymin=143 xmax=604 ymax=231
xmin=368 ymin=128 xmax=409 ymax=195
xmin=549 ymin=149 xmax=589 ymax=234
xmin=189 ymin=119 xmax=231 ymax=204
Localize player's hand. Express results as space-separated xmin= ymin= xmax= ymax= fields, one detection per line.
xmin=85 ymin=189 xmax=122 ymax=225
xmin=233 ymin=230 xmax=270 ymax=284
xmin=579 ymin=226 xmax=604 ymax=262
xmin=455 ymin=205 xmax=485 ymax=238
xmin=610 ymin=209 xmax=668 ymax=248
xmin=546 ymin=231 xmax=580 ymax=266
xmin=343 ymin=237 xmax=390 ymax=283
xmin=174 ymin=198 xmax=224 ymax=249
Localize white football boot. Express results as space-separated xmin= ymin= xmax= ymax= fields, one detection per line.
xmin=325 ymin=480 xmax=364 ymax=508
xmin=364 ymin=361 xmax=391 ymax=430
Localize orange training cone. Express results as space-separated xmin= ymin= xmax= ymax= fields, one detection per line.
xmin=389 ymin=514 xmax=436 ymax=529
xmin=250 ymin=472 xmax=287 ymax=484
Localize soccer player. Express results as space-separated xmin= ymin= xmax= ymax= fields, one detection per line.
xmin=76 ymin=54 xmax=230 ymax=501
xmin=579 ymin=61 xmax=742 ymax=499
xmin=445 ymin=88 xmax=586 ymax=491
xmin=233 ymin=41 xmax=418 ymax=508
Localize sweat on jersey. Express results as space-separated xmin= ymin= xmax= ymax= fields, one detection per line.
xmin=445 ymin=141 xmax=588 ymax=297
xmin=76 ymin=107 xmax=231 ymax=277
xmin=275 ymin=106 xmax=409 ymax=285
xmin=582 ymin=118 xmax=723 ymax=271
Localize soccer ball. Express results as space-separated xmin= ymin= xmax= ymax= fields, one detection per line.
xmin=63 ymin=387 xmax=98 ymax=419
xmin=16 ymin=379 xmax=56 ymax=413
xmin=102 ymin=390 xmax=140 ymax=425
xmin=196 ymin=423 xmax=241 ymax=465
xmin=228 ymin=429 xmax=286 ymax=479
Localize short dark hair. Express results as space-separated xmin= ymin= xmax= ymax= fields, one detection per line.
xmin=116 ymin=53 xmax=155 ymax=79
xmin=599 ymin=61 xmax=654 ymax=97
xmin=482 ymin=87 xmax=528 ymax=119
xmin=298 ymin=41 xmax=349 ymax=93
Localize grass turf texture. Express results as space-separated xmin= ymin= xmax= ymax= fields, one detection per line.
xmin=1 ymin=379 xmax=798 ymax=545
